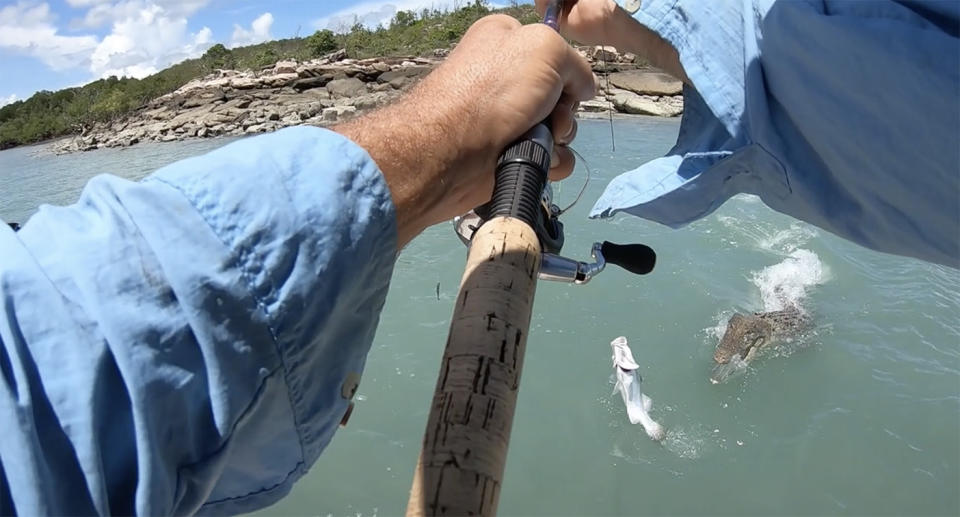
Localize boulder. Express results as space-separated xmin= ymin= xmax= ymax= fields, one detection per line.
xmin=611 ymin=91 xmax=683 ymax=117
xmin=579 ymin=99 xmax=612 ymax=112
xmin=378 ymin=66 xmax=431 ymax=82
xmin=263 ymin=72 xmax=300 ymax=88
xmin=326 ymin=77 xmax=367 ymax=98
xmin=388 ymin=76 xmax=410 ymax=90
xmin=292 ymin=74 xmax=333 ymax=92
xmin=230 ymin=76 xmax=259 ymax=89
xmin=591 ymin=45 xmax=619 ymax=62
xmin=322 ymin=107 xmax=339 ymax=122
xmin=354 ymin=92 xmax=389 ymax=111
xmin=274 ymin=60 xmax=298 ymax=74
xmin=608 ymin=71 xmax=682 ymax=96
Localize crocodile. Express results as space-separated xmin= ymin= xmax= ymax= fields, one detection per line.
xmin=709 ymin=304 xmax=810 ymax=384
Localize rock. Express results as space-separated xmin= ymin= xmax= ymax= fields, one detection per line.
xmin=378 ymin=66 xmax=431 ymax=83
xmin=608 ymin=71 xmax=682 ymax=96
xmin=591 ymin=45 xmax=619 ymax=62
xmin=611 ymin=91 xmax=683 ymax=117
xmin=245 ymin=124 xmax=264 ymax=134
xmin=230 ymin=76 xmax=259 ymax=89
xmin=182 ymin=95 xmax=207 ymax=109
xmin=335 ymin=105 xmax=356 ymax=119
xmin=263 ymin=72 xmax=300 ymax=88
xmin=326 ymin=77 xmax=367 ymax=98
xmin=323 ymin=49 xmax=348 ymax=62
xmin=433 ymin=48 xmax=449 ymax=58
xmin=388 ymin=77 xmax=410 ymax=90
xmin=322 ymin=107 xmax=339 ymax=122
xmin=371 ymin=82 xmax=393 ymax=93
xmin=274 ymin=60 xmax=297 ymax=74
xmin=292 ymin=75 xmax=333 ymax=92
xmin=579 ymin=99 xmax=612 ymax=112
xmin=268 ymin=112 xmax=280 ymax=121
xmin=354 ymin=93 xmax=389 ymax=111
xmin=372 ymin=62 xmax=391 ymax=73
xmin=197 ymin=127 xmax=208 ymax=137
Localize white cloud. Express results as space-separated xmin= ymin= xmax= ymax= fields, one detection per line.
xmin=313 ymin=0 xmax=505 ymax=33
xmin=230 ymin=12 xmax=273 ymax=48
xmin=0 ymin=94 xmax=19 ymax=108
xmin=0 ymin=2 xmax=98 ymax=70
xmin=72 ymin=0 xmax=210 ymax=29
xmin=88 ymin=3 xmax=213 ymax=79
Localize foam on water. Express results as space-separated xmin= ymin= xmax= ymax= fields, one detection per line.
xmin=751 ymin=249 xmax=828 ymax=311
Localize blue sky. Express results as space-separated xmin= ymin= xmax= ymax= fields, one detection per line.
xmin=0 ymin=0 xmax=511 ymax=107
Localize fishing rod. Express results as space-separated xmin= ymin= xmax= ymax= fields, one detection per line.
xmin=406 ymin=2 xmax=655 ymax=515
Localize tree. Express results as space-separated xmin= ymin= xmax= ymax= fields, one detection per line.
xmin=392 ymin=10 xmax=417 ymax=28
xmin=306 ymin=29 xmax=338 ymax=56
xmin=202 ymin=43 xmax=234 ymax=69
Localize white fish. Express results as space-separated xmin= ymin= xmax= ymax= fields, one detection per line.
xmin=610 ymin=336 xmax=666 ymax=441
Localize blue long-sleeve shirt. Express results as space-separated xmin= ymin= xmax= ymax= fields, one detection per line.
xmin=593 ymin=0 xmax=960 ymax=267
xmin=2 ymin=3 xmax=959 ymax=513
xmin=1 ymin=127 xmax=397 ymax=515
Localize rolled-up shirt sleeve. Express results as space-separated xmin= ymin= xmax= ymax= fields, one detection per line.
xmin=592 ymin=0 xmax=959 ymax=267
xmin=0 ymin=126 xmax=397 ymax=515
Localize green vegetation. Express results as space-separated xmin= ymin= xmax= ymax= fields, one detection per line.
xmin=0 ymin=1 xmax=540 ymax=150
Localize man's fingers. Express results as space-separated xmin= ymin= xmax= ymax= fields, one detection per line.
xmin=549 ymin=145 xmax=575 ymax=181
xmin=560 ymin=42 xmax=598 ymax=103
xmin=550 ymin=98 xmax=578 ymax=146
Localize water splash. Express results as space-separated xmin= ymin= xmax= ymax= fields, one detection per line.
xmin=751 ymin=249 xmax=828 ymax=311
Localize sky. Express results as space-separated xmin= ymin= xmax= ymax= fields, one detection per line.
xmin=0 ymin=0 xmax=511 ymax=107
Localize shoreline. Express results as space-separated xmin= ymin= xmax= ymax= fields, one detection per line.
xmin=46 ymin=47 xmax=684 ymax=155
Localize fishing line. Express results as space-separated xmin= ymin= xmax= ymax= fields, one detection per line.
xmin=556 ymin=146 xmax=591 ymax=215
xmin=601 ymin=42 xmax=616 ymax=152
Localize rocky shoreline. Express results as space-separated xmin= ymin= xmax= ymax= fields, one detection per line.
xmin=51 ymin=46 xmax=683 ymax=154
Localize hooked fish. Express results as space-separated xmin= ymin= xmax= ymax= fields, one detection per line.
xmin=610 ymin=336 xmax=665 ymax=441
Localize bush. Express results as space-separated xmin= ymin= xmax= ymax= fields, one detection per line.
xmin=306 ymin=30 xmax=338 ymax=56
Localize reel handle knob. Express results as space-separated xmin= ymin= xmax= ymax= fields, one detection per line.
xmin=601 ymin=241 xmax=656 ymax=275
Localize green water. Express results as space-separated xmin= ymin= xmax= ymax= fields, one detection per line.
xmin=2 ymin=119 xmax=957 ymax=516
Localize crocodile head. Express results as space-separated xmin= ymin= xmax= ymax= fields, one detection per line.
xmin=710 ymin=313 xmax=774 ymax=383
xmin=714 ymin=313 xmax=774 ymax=364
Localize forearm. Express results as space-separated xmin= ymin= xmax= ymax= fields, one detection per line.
xmin=609 ymin=8 xmax=690 ymax=84
xmin=0 ymin=127 xmax=397 ymax=516
xmin=333 ymin=85 xmax=463 ymax=250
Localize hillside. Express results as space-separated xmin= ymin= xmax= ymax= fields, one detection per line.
xmin=0 ymin=1 xmax=538 ymax=150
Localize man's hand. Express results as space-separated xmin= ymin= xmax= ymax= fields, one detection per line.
xmin=335 ymin=14 xmax=596 ymax=250
xmin=534 ymin=0 xmax=689 ymax=84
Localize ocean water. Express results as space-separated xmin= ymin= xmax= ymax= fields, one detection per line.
xmin=1 ymin=119 xmax=958 ymax=516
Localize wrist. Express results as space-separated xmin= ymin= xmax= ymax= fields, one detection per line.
xmin=607 ymin=2 xmax=689 ymax=83
xmin=333 ymin=89 xmax=462 ymax=250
